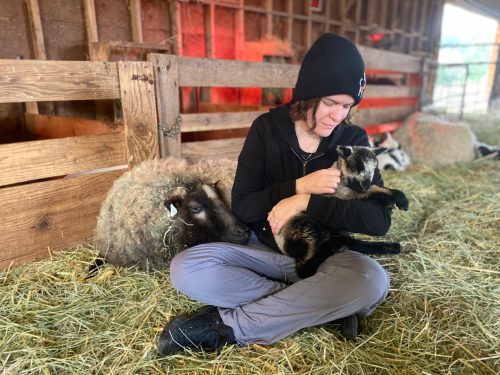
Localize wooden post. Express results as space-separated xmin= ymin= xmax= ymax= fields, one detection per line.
xmin=83 ymin=0 xmax=98 ymax=43
xmin=175 ymin=1 xmax=183 ymax=56
xmin=130 ymin=0 xmax=143 ymax=43
xmin=234 ymin=0 xmax=244 ymax=60
xmin=148 ymin=54 xmax=182 ymax=158
xmin=286 ymin=0 xmax=293 ymax=42
xmin=118 ymin=61 xmax=160 ymax=166
xmin=89 ymin=42 xmax=110 ymax=62
xmin=265 ymin=0 xmax=273 ymax=38
xmin=354 ymin=0 xmax=362 ymax=44
xmin=26 ymin=0 xmax=47 ymax=115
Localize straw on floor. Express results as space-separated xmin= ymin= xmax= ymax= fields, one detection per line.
xmin=1 ymin=151 xmax=499 ymax=374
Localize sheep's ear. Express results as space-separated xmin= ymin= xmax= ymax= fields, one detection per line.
xmin=164 ymin=186 xmax=187 ymax=217
xmin=337 ymin=145 xmax=352 ymax=157
xmin=164 ymin=198 xmax=181 ymax=217
xmin=373 ymin=147 xmax=389 ymax=156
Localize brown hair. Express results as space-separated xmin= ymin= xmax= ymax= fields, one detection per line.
xmin=288 ymin=99 xmax=352 ymax=130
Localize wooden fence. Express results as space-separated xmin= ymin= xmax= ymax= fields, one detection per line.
xmin=148 ymin=47 xmax=422 ymax=161
xmin=0 ymin=46 xmax=422 ymax=269
xmin=0 ymin=59 xmax=159 ymax=269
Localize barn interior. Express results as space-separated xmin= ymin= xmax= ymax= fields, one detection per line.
xmin=0 ymin=1 xmax=499 ymax=374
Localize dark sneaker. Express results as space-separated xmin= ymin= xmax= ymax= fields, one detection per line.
xmin=157 ymin=305 xmax=235 ymax=355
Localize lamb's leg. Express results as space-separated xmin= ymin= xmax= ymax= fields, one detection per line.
xmin=342 ymin=236 xmax=402 ymax=254
xmin=368 ymin=185 xmax=409 ymax=211
xmin=296 ymin=237 xmax=348 ymax=279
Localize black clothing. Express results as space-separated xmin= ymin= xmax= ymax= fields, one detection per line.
xmin=231 ymin=104 xmax=392 ymax=251
xmin=293 ymin=33 xmax=366 ymax=106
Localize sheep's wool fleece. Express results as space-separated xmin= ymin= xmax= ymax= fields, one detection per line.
xmin=94 ymin=157 xmax=237 ymax=270
xmin=394 ymin=112 xmax=476 ymax=166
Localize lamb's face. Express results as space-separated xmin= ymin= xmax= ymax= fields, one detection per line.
xmin=336 ymin=145 xmax=378 ymax=193
xmin=164 ymin=181 xmax=250 ymax=248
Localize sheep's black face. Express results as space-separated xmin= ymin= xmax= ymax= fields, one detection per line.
xmin=336 ymin=146 xmax=378 ymax=194
xmin=164 ymin=181 xmax=250 ymax=248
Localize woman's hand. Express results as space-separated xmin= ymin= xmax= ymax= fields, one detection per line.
xmin=296 ymin=167 xmax=341 ymax=195
xmin=268 ymin=194 xmax=310 ymax=235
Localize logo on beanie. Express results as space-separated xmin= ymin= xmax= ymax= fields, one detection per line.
xmin=358 ymin=73 xmax=366 ymax=98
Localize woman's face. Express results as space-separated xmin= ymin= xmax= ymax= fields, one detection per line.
xmin=307 ymin=94 xmax=355 ymax=138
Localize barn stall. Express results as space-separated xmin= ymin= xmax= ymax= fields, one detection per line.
xmin=1 ymin=0 xmax=499 ymax=374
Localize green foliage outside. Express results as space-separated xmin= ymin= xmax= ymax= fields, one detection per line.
xmin=436 ymin=36 xmax=493 ymax=85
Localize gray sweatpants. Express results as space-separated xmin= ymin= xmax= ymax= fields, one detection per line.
xmin=169 ymin=233 xmax=390 ymax=345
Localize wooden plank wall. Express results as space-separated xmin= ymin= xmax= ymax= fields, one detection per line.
xmin=181 ymin=0 xmax=444 ymax=59
xmin=0 ymin=59 xmax=159 ymax=269
xmin=151 ymin=48 xmax=422 ymax=161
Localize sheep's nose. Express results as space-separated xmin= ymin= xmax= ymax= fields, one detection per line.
xmin=225 ymin=224 xmax=250 ymax=245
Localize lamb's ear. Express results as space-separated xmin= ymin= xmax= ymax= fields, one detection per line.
xmin=373 ymin=147 xmax=389 ymax=156
xmin=337 ymin=145 xmax=352 ymax=157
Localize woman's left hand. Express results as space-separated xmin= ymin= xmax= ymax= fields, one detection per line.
xmin=268 ymin=194 xmax=310 ymax=235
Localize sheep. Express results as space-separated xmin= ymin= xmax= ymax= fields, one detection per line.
xmin=371 ymin=133 xmax=411 ymax=171
xmin=93 ymin=157 xmax=250 ymax=271
xmin=274 ymin=145 xmax=409 ymax=280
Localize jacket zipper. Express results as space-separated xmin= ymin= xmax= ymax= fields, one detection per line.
xmin=290 ymin=147 xmax=325 ymax=176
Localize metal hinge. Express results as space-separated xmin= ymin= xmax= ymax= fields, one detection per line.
xmin=159 ymin=115 xmax=182 ymax=137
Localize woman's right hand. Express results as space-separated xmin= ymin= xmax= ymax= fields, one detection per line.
xmin=296 ymin=167 xmax=341 ymax=195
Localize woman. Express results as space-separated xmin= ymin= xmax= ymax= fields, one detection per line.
xmin=158 ymin=33 xmax=392 ymax=355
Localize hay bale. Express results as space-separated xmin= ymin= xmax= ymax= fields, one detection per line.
xmin=394 ymin=112 xmax=476 ymax=166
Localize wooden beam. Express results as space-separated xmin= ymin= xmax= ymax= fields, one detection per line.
xmin=339 ymin=0 xmax=347 ymax=36
xmin=204 ymin=1 xmax=215 ymax=58
xmin=118 ymin=61 xmax=160 ymax=167
xmin=358 ymin=97 xmax=419 ymax=109
xmin=147 ymin=54 xmax=181 ymax=158
xmin=174 ymin=0 xmax=182 ymax=55
xmin=26 ymin=0 xmax=47 ymax=60
xmin=306 ymin=1 xmax=312 ymax=48
xmin=286 ymin=0 xmax=293 ymax=42
xmin=25 ymin=113 xmax=123 ymax=139
xmin=26 ymin=0 xmax=47 ymax=115
xmin=169 ymin=56 xmax=300 ymax=87
xmin=130 ymin=0 xmax=143 ymax=43
xmin=83 ymin=0 xmax=99 ymax=43
xmin=183 ymin=138 xmax=246 ymax=163
xmin=181 ymin=111 xmax=263 ymax=132
xmin=0 ymin=60 xmax=120 ymax=103
xmin=355 ymin=0 xmax=362 ymax=44
xmin=0 ymin=171 xmax=124 ymax=270
xmin=266 ymin=0 xmax=273 ymax=38
xmin=147 ymin=50 xmax=421 ymax=90
xmin=0 ymin=133 xmax=126 ymax=187
xmin=234 ymin=0 xmax=244 ymax=60
xmin=351 ymin=105 xmax=416 ymax=126
xmin=89 ymin=42 xmax=110 ymax=61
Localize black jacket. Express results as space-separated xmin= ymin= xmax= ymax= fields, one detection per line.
xmin=231 ymin=104 xmax=392 ymax=250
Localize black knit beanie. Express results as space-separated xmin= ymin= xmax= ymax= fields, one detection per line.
xmin=293 ymin=33 xmax=366 ymax=106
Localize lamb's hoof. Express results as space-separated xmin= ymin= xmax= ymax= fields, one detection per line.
xmin=340 ymin=314 xmax=358 ymax=341
xmin=386 ymin=242 xmax=402 ymax=254
xmin=393 ymin=190 xmax=409 ymax=211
